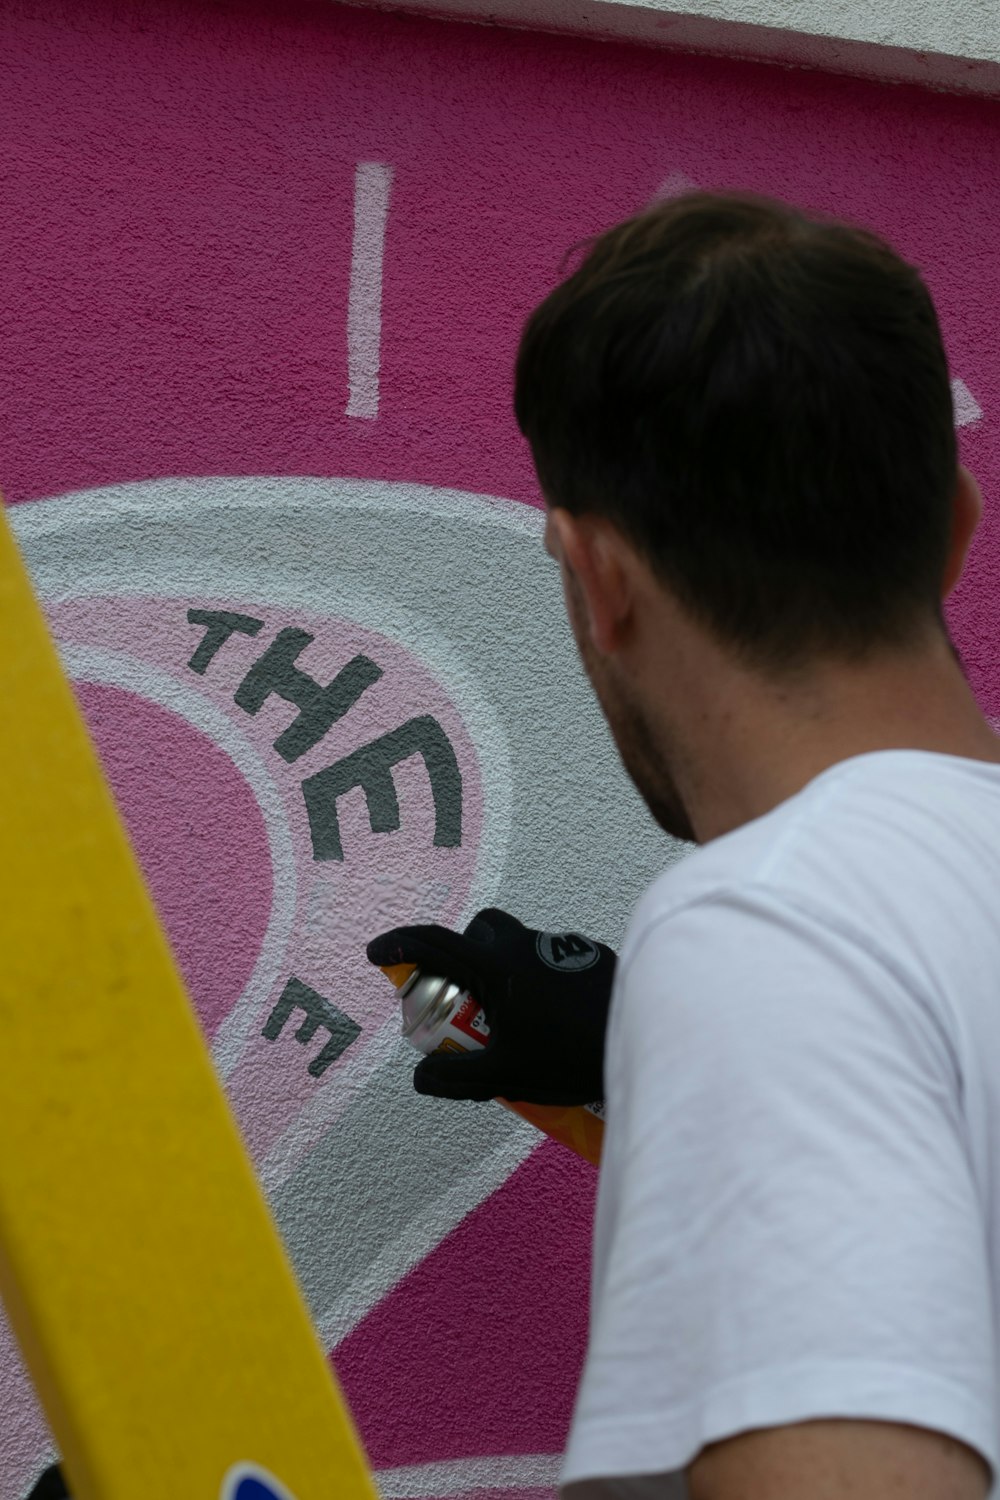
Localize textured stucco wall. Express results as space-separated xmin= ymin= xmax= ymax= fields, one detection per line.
xmin=3 ymin=0 xmax=1000 ymax=1497
xmin=338 ymin=0 xmax=1000 ymax=97
xmin=569 ymin=0 xmax=1000 ymax=60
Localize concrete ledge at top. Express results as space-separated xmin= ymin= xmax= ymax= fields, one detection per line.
xmin=335 ymin=0 xmax=1000 ymax=97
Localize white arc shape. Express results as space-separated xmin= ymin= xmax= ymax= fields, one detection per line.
xmin=317 ymin=1122 xmax=538 ymax=1348
xmin=374 ymin=1453 xmax=563 ymax=1498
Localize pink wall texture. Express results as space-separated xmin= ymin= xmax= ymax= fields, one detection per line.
xmin=3 ymin=0 xmax=1000 ymax=1497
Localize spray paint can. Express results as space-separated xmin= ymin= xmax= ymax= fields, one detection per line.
xmin=384 ymin=965 xmax=605 ymax=1166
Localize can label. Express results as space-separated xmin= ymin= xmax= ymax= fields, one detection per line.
xmin=450 ymin=994 xmax=491 ymax=1047
xmin=417 ymin=989 xmax=490 ymax=1057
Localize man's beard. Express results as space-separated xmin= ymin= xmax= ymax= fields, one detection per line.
xmin=601 ymin=674 xmax=699 ymax=845
xmin=574 ymin=617 xmax=698 ymax=845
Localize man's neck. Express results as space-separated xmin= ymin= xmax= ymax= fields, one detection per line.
xmin=643 ymin=623 xmax=1000 ymax=845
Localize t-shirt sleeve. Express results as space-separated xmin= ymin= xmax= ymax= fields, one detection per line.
xmin=561 ymin=887 xmax=998 ymax=1494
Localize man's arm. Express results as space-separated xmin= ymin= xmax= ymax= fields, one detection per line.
xmin=687 ymin=1416 xmax=991 ymax=1499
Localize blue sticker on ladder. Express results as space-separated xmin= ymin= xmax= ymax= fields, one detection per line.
xmin=221 ymin=1464 xmax=300 ymax=1500
xmin=233 ymin=1482 xmax=285 ymax=1500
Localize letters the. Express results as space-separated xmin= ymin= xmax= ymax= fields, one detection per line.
xmin=234 ymin=627 xmax=382 ymax=763
xmin=261 ymin=977 xmax=361 ymax=1078
xmin=301 ymin=714 xmax=462 ymax=861
xmin=187 ymin=609 xmax=265 ymax=674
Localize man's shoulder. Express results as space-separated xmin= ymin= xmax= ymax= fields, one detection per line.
xmin=624 ymin=748 xmax=1000 ymax=970
xmin=624 ymin=766 xmax=836 ymax=944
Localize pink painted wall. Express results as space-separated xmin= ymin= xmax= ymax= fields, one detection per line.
xmin=3 ymin=0 xmax=1000 ymax=1496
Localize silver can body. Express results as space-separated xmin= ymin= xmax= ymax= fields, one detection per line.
xmin=399 ymin=970 xmax=490 ymax=1056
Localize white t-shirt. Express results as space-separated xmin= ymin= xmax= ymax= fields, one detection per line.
xmin=561 ymin=749 xmax=1000 ymax=1500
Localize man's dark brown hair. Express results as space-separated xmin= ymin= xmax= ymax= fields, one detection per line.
xmin=514 ymin=192 xmax=958 ymax=672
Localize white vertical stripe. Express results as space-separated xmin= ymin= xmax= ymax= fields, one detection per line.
xmin=653 ymin=170 xmax=698 ymax=200
xmin=952 ymin=377 xmax=983 ymax=428
xmin=346 ymin=161 xmax=394 ymax=420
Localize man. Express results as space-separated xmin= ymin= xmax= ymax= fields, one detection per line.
xmin=368 ymin=193 xmax=1000 ymax=1500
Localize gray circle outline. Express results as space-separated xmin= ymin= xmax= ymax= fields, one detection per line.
xmin=535 ymin=930 xmax=601 ymax=972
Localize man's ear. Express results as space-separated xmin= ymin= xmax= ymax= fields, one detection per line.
xmin=942 ymin=465 xmax=983 ymax=598
xmin=547 ymin=508 xmax=635 ymax=655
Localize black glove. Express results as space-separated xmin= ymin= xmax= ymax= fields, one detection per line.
xmin=367 ymin=907 xmax=616 ymax=1105
xmin=26 ymin=1464 xmax=70 ymax=1499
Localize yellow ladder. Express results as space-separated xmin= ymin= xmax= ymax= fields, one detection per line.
xmin=0 ymin=500 xmax=377 ymax=1500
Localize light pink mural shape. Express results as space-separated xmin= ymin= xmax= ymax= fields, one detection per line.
xmin=3 ymin=0 xmax=1000 ymax=1496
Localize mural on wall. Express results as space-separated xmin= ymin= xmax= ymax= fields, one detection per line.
xmin=5 ymin=476 xmax=678 ymax=1499
xmin=3 ymin=1 xmax=999 ymax=1498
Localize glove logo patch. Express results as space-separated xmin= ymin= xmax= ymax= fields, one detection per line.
xmin=535 ymin=931 xmax=601 ymax=972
